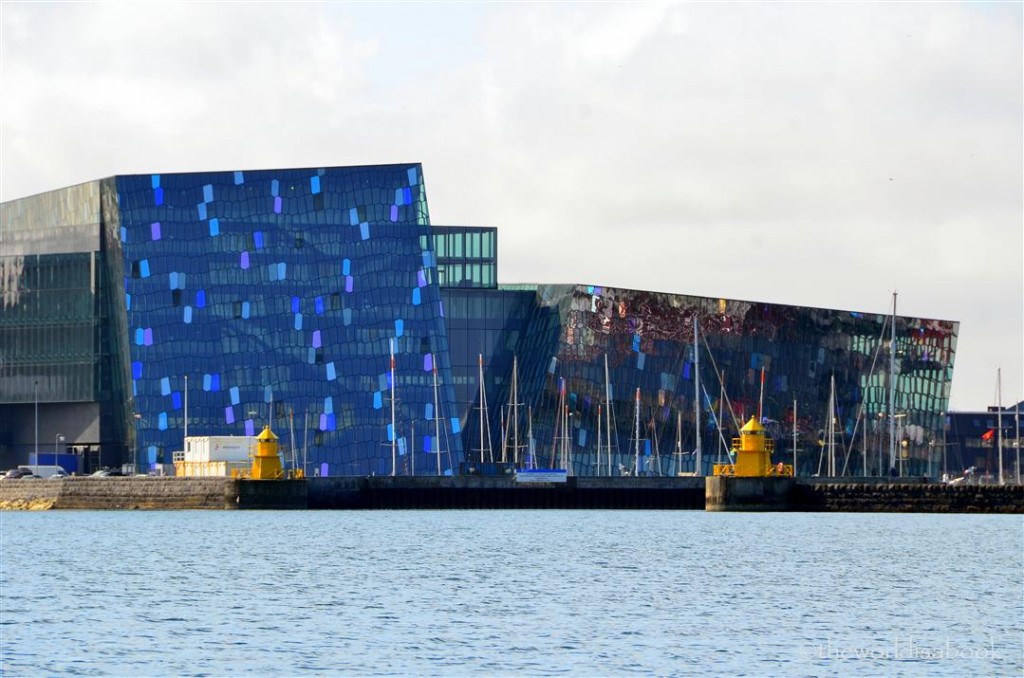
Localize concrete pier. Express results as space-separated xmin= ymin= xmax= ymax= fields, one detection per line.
xmin=705 ymin=476 xmax=797 ymax=512
xmin=1 ymin=475 xmax=1022 ymax=512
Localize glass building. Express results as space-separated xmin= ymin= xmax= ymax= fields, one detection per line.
xmin=1 ymin=165 xmax=464 ymax=475
xmin=438 ymin=271 xmax=959 ymax=478
xmin=1 ymin=167 xmax=959 ymax=478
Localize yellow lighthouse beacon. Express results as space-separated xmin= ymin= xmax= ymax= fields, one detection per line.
xmin=250 ymin=425 xmax=284 ymax=480
xmin=714 ymin=416 xmax=793 ymax=477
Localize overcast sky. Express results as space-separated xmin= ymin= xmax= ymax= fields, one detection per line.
xmin=1 ymin=1 xmax=1021 ymax=411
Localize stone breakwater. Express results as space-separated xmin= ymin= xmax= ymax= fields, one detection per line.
xmin=0 ymin=477 xmax=306 ymax=510
xmin=1 ymin=475 xmax=1021 ymax=512
xmin=793 ymin=481 xmax=1024 ymax=514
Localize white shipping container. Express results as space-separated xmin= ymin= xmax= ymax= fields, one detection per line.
xmin=184 ymin=436 xmax=254 ymax=463
xmin=174 ymin=460 xmax=249 ymax=477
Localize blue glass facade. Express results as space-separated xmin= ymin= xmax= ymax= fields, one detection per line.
xmin=443 ymin=284 xmax=958 ymax=478
xmin=117 ymin=165 xmax=463 ymax=475
xmin=2 ymin=168 xmax=959 ymax=479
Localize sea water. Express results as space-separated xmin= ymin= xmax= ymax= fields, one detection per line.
xmin=1 ymin=510 xmax=1020 ymax=677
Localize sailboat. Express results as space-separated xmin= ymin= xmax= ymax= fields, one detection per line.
xmin=390 ymin=338 xmax=398 ymax=476
xmin=430 ymin=362 xmax=451 ymax=476
xmin=603 ymin=354 xmax=615 ymax=476
xmin=475 ymin=353 xmax=494 ymax=466
xmin=500 ymin=356 xmax=526 ymax=468
xmin=816 ymin=375 xmax=840 ymax=477
xmin=694 ymin=316 xmax=703 ymax=476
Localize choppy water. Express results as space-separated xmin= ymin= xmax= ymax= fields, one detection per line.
xmin=1 ymin=510 xmax=1021 ymax=677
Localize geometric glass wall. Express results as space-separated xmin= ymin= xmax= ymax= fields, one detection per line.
xmin=116 ymin=164 xmax=464 ymax=475
xmin=446 ymin=284 xmax=958 ymax=478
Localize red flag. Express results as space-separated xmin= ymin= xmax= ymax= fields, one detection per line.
xmin=981 ymin=429 xmax=995 ymax=441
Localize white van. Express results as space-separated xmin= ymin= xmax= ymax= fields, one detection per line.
xmin=18 ymin=465 xmax=68 ymax=479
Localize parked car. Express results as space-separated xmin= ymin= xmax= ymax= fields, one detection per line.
xmin=3 ymin=468 xmax=37 ymax=479
xmin=91 ymin=468 xmax=125 ymax=477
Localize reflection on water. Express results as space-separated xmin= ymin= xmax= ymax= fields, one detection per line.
xmin=1 ymin=511 xmax=1021 ymax=676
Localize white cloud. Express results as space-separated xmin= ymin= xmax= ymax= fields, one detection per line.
xmin=1 ymin=1 xmax=1020 ymax=409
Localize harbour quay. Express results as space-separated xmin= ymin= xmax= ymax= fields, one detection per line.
xmin=2 ymin=475 xmax=1022 ymax=513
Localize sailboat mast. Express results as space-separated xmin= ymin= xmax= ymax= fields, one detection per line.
xmin=758 ymin=367 xmax=765 ymax=423
xmin=829 ymin=375 xmax=836 ymax=477
xmin=997 ymin=368 xmax=1003 ymax=485
xmin=718 ymin=374 xmax=725 ymax=463
xmin=478 ymin=354 xmax=487 ymax=464
xmin=512 ymin=356 xmax=519 ymax=467
xmin=596 ymin=404 xmax=602 ymax=477
xmin=289 ymin=406 xmax=296 ymax=473
xmin=391 ymin=338 xmax=397 ymax=477
xmin=634 ymin=387 xmax=641 ymax=476
xmin=563 ymin=402 xmax=570 ymax=473
xmin=861 ymin=403 xmax=868 ymax=477
xmin=604 ymin=354 xmax=612 ymax=476
xmin=676 ymin=410 xmax=682 ymax=475
xmin=433 ymin=365 xmax=442 ymax=476
xmin=528 ymin=406 xmax=535 ymax=470
xmin=889 ymin=291 xmax=897 ymax=475
xmin=792 ymin=398 xmax=797 ymax=477
xmin=1017 ymin=397 xmax=1021 ymax=485
xmin=694 ymin=316 xmax=702 ymax=477
xmin=500 ymin=409 xmax=507 ymax=464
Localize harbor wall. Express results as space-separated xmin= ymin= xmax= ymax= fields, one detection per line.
xmin=0 ymin=477 xmax=306 ymax=510
xmin=794 ymin=481 xmax=1024 ymax=513
xmin=307 ymin=475 xmax=707 ymax=510
xmin=705 ymin=476 xmax=796 ymax=512
xmin=2 ymin=476 xmax=1023 ymax=512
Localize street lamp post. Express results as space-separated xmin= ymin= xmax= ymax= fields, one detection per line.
xmin=54 ymin=434 xmax=65 ymax=476
xmin=34 ymin=381 xmax=39 ymax=465
xmin=133 ymin=413 xmax=143 ymax=474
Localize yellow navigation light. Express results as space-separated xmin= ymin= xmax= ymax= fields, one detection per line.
xmin=251 ymin=425 xmax=284 ymax=479
xmin=713 ymin=416 xmax=792 ymax=477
